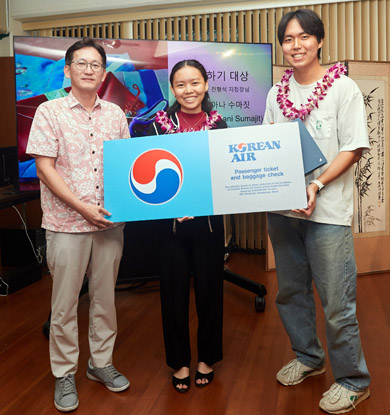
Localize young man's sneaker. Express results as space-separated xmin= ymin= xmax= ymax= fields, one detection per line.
xmin=54 ymin=374 xmax=79 ymax=412
xmin=276 ymin=359 xmax=326 ymax=386
xmin=86 ymin=359 xmax=130 ymax=392
xmin=319 ymin=383 xmax=370 ymax=414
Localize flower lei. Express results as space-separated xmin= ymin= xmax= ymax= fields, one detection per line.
xmin=276 ymin=62 xmax=347 ymax=121
xmin=154 ymin=110 xmax=222 ymax=133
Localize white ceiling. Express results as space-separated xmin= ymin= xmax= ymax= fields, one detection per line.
xmin=10 ymin=0 xmax=343 ymax=21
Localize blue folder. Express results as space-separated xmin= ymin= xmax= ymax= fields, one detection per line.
xmin=294 ymin=118 xmax=327 ymax=175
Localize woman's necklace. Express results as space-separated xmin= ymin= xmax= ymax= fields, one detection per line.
xmin=155 ymin=110 xmax=222 ymax=133
xmin=179 ymin=111 xmax=205 ymax=132
xmin=276 ymin=62 xmax=347 ymax=121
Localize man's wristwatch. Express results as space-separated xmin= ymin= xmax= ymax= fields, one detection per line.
xmin=309 ymin=179 xmax=325 ymax=194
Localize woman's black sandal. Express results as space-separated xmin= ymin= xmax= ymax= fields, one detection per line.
xmin=195 ymin=371 xmax=214 ymax=388
xmin=172 ymin=375 xmax=191 ymax=393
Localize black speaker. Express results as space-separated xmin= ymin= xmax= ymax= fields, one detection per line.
xmin=0 ymin=264 xmax=42 ymax=295
xmin=0 ymin=228 xmax=45 ymax=295
xmin=0 ymin=228 xmax=46 ymax=267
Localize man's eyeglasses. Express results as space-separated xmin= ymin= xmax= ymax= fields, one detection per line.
xmin=71 ymin=60 xmax=105 ymax=72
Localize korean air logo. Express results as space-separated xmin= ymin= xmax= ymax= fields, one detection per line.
xmin=129 ymin=149 xmax=183 ymax=205
xmin=237 ymin=143 xmax=247 ymax=151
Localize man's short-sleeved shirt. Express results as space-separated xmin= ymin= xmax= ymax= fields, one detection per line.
xmin=26 ymin=91 xmax=130 ymax=233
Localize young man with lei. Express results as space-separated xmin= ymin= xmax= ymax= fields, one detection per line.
xmin=263 ymin=9 xmax=371 ymax=414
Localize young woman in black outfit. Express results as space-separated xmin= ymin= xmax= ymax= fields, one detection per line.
xmin=147 ymin=59 xmax=227 ymax=393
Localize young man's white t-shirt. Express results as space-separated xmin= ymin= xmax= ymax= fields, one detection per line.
xmin=264 ymin=73 xmax=370 ymax=226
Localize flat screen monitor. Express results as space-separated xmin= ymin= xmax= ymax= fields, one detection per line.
xmin=13 ymin=36 xmax=273 ymax=190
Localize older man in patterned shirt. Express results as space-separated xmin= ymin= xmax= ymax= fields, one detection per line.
xmin=27 ymin=37 xmax=130 ymax=412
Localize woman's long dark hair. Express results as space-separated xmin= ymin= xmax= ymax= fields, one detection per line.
xmin=167 ymin=59 xmax=213 ymax=116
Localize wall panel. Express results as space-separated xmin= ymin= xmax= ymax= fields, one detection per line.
xmin=321 ymin=4 xmax=330 ymax=62
xmin=369 ymin=0 xmax=379 ymax=60
xmin=378 ymin=0 xmax=386 ymax=61
xmin=361 ymin=0 xmax=370 ymax=60
xmin=35 ymin=2 xmax=390 ymax=64
xmin=252 ymin=10 xmax=259 ymax=44
xmin=230 ymin=12 xmax=237 ymax=43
